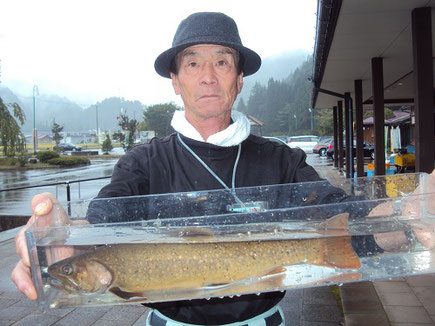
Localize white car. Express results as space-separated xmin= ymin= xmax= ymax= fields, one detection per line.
xmin=287 ymin=135 xmax=319 ymax=153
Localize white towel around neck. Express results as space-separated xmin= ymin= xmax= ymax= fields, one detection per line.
xmin=170 ymin=110 xmax=251 ymax=147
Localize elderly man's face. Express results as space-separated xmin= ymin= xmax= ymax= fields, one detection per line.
xmin=170 ymin=44 xmax=243 ymax=123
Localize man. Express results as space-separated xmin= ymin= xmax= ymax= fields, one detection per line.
xmin=11 ymin=11 xmax=435 ymax=326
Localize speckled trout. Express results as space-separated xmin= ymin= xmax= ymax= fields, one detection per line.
xmin=47 ymin=215 xmax=361 ymax=301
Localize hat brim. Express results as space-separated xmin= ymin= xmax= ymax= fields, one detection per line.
xmin=154 ymin=40 xmax=261 ymax=78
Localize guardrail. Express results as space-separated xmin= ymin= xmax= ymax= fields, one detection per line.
xmin=0 ymin=176 xmax=112 ymax=215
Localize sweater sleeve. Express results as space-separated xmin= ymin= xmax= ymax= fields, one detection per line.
xmin=86 ymin=147 xmax=151 ymax=224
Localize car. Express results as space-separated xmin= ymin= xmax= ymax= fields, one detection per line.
xmin=313 ymin=137 xmax=333 ymax=156
xmin=263 ymin=136 xmax=290 ymax=146
xmin=326 ymin=140 xmax=374 ymax=160
xmin=287 ymin=135 xmax=319 ymax=153
xmin=57 ymin=142 xmax=82 ymax=152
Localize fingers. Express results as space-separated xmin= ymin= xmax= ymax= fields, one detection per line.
xmin=16 ymin=225 xmax=32 ymax=266
xmin=31 ymin=193 xmax=56 ymax=216
xmin=11 ymin=259 xmax=38 ymax=301
xmin=374 ymin=231 xmax=408 ymax=251
xmin=414 ymin=229 xmax=435 ymax=249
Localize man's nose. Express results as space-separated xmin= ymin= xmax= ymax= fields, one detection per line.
xmin=200 ymin=62 xmax=217 ymax=85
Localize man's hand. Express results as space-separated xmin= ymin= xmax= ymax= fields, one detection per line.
xmin=11 ymin=193 xmax=69 ymax=300
xmin=370 ymin=170 xmax=435 ymax=251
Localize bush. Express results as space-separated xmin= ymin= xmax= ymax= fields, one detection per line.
xmin=47 ymin=156 xmax=90 ymax=167
xmin=0 ymin=157 xmax=16 ymax=166
xmin=17 ymin=152 xmax=28 ymax=167
xmin=36 ymin=151 xmax=60 ymax=163
xmin=102 ymin=133 xmax=113 ymax=154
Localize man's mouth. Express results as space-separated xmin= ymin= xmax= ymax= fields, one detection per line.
xmin=198 ymin=94 xmax=220 ymax=101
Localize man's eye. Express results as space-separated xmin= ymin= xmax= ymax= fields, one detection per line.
xmin=217 ymin=60 xmax=227 ymax=66
xmin=187 ymin=62 xmax=197 ymax=68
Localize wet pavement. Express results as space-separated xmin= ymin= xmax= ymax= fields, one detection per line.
xmin=0 ymin=159 xmax=118 ymax=216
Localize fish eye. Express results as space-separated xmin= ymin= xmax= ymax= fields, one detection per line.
xmin=61 ymin=264 xmax=73 ymax=275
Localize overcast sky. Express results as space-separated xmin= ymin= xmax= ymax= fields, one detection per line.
xmin=0 ymin=0 xmax=317 ymax=108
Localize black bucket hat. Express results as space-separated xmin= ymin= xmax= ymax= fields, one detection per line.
xmin=154 ymin=12 xmax=261 ymax=78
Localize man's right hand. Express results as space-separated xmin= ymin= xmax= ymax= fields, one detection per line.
xmin=11 ymin=193 xmax=68 ymax=300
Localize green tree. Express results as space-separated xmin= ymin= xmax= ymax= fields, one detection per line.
xmin=363 ymin=108 xmax=394 ymax=120
xmin=51 ymin=121 xmax=64 ymax=147
xmin=101 ymin=132 xmax=113 ymax=154
xmin=240 ymin=56 xmax=313 ymax=135
xmin=236 ymin=98 xmax=247 ymax=113
xmin=113 ymin=113 xmax=139 ymax=151
xmin=142 ymin=102 xmax=180 ymax=137
xmin=0 ymin=97 xmax=26 ymax=157
xmin=315 ymin=109 xmax=334 ymax=136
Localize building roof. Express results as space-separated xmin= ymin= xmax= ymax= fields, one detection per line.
xmin=311 ymin=0 xmax=435 ymax=109
xmin=363 ymin=109 xmax=411 ymax=126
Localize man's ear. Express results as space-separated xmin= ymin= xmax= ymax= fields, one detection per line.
xmin=237 ymin=72 xmax=244 ymax=94
xmin=170 ymin=73 xmax=181 ymax=95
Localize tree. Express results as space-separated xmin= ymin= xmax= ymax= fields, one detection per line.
xmin=315 ymin=109 xmax=334 ymax=136
xmin=113 ymin=112 xmax=138 ymax=151
xmin=236 ymin=98 xmax=247 ymax=113
xmin=51 ymin=121 xmax=64 ymax=147
xmin=142 ymin=102 xmax=181 ymax=137
xmin=0 ymin=97 xmax=26 ymax=157
xmin=101 ymin=132 xmax=113 ymax=154
xmin=363 ymin=108 xmax=394 ymax=120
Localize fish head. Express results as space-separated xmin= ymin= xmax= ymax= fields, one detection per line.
xmin=48 ymin=256 xmax=113 ymax=293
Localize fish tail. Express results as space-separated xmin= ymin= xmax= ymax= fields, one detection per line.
xmin=321 ymin=236 xmax=361 ymax=269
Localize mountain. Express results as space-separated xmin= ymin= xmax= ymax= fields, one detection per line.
xmin=0 ymin=86 xmax=145 ymax=133
xmin=238 ymin=50 xmax=310 ymax=102
xmin=83 ymin=98 xmax=145 ymax=132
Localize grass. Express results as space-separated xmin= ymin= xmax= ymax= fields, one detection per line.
xmin=0 ymin=156 xmax=56 ymax=169
xmin=20 ymin=142 xmax=122 ymax=151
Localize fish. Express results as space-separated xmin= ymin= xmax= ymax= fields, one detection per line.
xmin=47 ymin=213 xmax=361 ymax=301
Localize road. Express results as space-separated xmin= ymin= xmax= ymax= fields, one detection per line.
xmin=0 ymin=152 xmax=332 ymax=216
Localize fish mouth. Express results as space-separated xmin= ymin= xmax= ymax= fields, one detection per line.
xmin=49 ymin=275 xmax=82 ymax=293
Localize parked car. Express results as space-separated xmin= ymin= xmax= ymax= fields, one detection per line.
xmin=57 ymin=142 xmax=82 ymax=152
xmin=287 ymin=135 xmax=319 ymax=153
xmin=263 ymin=136 xmax=289 ymax=146
xmin=326 ymin=140 xmax=374 ymax=160
xmin=313 ymin=137 xmax=333 ymax=156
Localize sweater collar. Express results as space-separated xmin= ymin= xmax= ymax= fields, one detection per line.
xmin=170 ymin=110 xmax=251 ymax=147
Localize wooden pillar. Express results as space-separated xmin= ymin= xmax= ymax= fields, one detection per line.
xmin=412 ymin=7 xmax=434 ymax=173
xmin=333 ymin=106 xmax=338 ymax=168
xmin=338 ymin=101 xmax=344 ymax=171
xmin=354 ymin=80 xmax=364 ymax=177
xmin=371 ymin=57 xmax=385 ymax=176
xmin=344 ymin=92 xmax=354 ymax=178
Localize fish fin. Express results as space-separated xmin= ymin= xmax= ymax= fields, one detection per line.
xmin=172 ymin=227 xmax=216 ymax=242
xmin=178 ymin=227 xmax=214 ymax=237
xmin=258 ymin=267 xmax=287 ymax=287
xmin=317 ymin=213 xmax=351 ymax=236
xmin=317 ymin=272 xmax=361 ymax=284
xmin=202 ymin=282 xmax=231 ymax=290
xmin=109 ymin=287 xmax=147 ymax=301
xmin=265 ymin=266 xmax=287 ymax=276
xmin=315 ymin=237 xmax=361 ymax=269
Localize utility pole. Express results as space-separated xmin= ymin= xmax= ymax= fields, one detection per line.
xmin=95 ymin=105 xmax=99 ymax=143
xmin=33 ymin=85 xmax=39 ymax=154
xmin=308 ymin=108 xmax=314 ymax=130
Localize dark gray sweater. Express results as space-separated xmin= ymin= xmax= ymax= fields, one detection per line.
xmin=86 ymin=133 xmax=370 ymax=325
